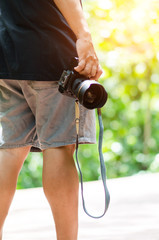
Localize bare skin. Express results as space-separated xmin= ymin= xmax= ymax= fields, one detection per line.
xmin=0 ymin=146 xmax=31 ymax=240
xmin=42 ymin=145 xmax=79 ymax=240
xmin=0 ymin=145 xmax=78 ymax=240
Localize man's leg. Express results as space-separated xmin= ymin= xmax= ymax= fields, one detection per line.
xmin=0 ymin=146 xmax=31 ymax=240
xmin=42 ymin=145 xmax=79 ymax=240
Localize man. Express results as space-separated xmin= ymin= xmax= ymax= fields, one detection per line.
xmin=0 ymin=0 xmax=102 ymax=239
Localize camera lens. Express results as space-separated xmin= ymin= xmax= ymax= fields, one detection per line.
xmin=76 ymin=80 xmax=108 ymax=109
xmin=85 ymin=91 xmax=96 ymax=103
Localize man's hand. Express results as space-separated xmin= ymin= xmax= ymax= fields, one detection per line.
xmin=74 ymin=38 xmax=103 ymax=81
xmin=54 ymin=0 xmax=103 ymax=81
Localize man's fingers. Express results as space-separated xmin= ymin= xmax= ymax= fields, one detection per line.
xmin=90 ymin=64 xmax=97 ymax=78
xmin=75 ymin=61 xmax=103 ymax=81
xmin=93 ymin=65 xmax=103 ymax=81
xmin=75 ymin=58 xmax=97 ymax=77
xmin=74 ymin=53 xmax=103 ymax=81
xmin=77 ymin=61 xmax=93 ymax=76
xmin=74 ymin=59 xmax=86 ymax=72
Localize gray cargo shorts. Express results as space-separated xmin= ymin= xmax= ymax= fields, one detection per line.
xmin=0 ymin=79 xmax=96 ymax=152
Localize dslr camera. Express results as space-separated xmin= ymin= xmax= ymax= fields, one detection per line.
xmin=58 ymin=58 xmax=108 ymax=109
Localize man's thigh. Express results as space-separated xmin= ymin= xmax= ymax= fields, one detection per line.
xmin=0 ymin=146 xmax=31 ymax=177
xmin=0 ymin=79 xmax=36 ymax=150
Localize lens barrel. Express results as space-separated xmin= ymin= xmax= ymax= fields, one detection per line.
xmin=74 ymin=80 xmax=108 ymax=109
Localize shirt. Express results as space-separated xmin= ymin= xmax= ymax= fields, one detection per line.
xmin=0 ymin=0 xmax=77 ymax=81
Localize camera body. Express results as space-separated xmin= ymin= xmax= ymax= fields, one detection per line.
xmin=58 ymin=58 xmax=108 ymax=109
xmin=58 ymin=69 xmax=84 ymax=99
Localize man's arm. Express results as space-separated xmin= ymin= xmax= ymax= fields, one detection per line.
xmin=54 ymin=0 xmax=102 ymax=80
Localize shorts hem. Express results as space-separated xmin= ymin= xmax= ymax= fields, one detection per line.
xmin=0 ymin=142 xmax=39 ymax=150
xmin=40 ymin=137 xmax=96 ymax=150
xmin=0 ymin=138 xmax=96 ymax=152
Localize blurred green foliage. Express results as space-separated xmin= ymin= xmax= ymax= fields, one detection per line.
xmin=17 ymin=0 xmax=159 ymax=188
xmin=17 ymin=153 xmax=43 ymax=189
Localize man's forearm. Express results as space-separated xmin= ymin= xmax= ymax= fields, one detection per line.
xmin=54 ymin=0 xmax=102 ymax=79
xmin=54 ymin=0 xmax=92 ymax=41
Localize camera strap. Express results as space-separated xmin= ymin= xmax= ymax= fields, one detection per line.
xmin=75 ymin=100 xmax=110 ymax=218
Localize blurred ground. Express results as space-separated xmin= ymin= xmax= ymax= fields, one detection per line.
xmin=3 ymin=173 xmax=159 ymax=240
